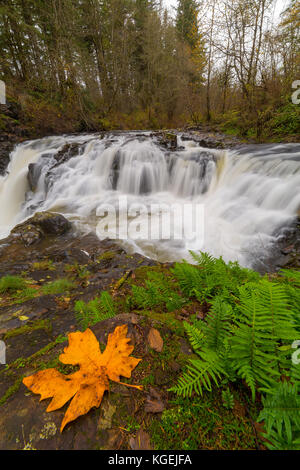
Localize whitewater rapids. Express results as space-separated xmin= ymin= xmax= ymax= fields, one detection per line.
xmin=0 ymin=132 xmax=300 ymax=269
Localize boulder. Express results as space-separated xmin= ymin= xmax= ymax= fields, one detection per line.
xmin=5 ymin=212 xmax=72 ymax=247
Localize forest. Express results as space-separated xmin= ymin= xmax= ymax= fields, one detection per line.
xmin=0 ymin=0 xmax=299 ymax=140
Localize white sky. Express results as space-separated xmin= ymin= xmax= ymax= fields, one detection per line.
xmin=163 ymin=0 xmax=290 ymax=23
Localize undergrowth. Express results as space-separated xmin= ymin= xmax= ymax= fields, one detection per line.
xmin=0 ymin=275 xmax=27 ymax=294
xmin=123 ymin=250 xmax=300 ymax=449
xmin=74 ymin=291 xmax=116 ymax=330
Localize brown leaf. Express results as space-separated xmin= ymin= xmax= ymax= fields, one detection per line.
xmin=129 ymin=429 xmax=152 ymax=450
xmin=147 ymin=328 xmax=163 ymax=352
xmin=23 ymin=325 xmax=142 ymax=432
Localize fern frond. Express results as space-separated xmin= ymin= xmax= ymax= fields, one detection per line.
xmin=222 ymin=388 xmax=234 ymax=410
xmin=74 ymin=291 xmax=116 ymax=330
xmin=99 ymin=291 xmax=116 ymax=317
xmin=169 ymin=350 xmax=226 ymax=397
xmin=203 ymin=297 xmax=232 ymax=353
xmin=264 ymin=425 xmax=300 ymax=450
xmin=230 ymin=284 xmax=283 ymax=398
xmin=189 ymin=251 xmax=215 ymax=269
xmin=184 ymin=321 xmax=204 ymax=352
xmin=258 ymin=382 xmax=300 ymax=442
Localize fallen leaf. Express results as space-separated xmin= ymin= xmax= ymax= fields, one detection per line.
xmin=147 ymin=328 xmax=163 ymax=352
xmin=129 ymin=429 xmax=152 ymax=450
xmin=19 ymin=315 xmax=29 ymax=322
xmin=23 ymin=325 xmax=143 ymax=432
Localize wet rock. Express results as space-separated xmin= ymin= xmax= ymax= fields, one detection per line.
xmin=29 ymin=212 xmax=72 ymax=236
xmin=0 ymin=312 xmax=175 ymax=450
xmin=0 ymin=140 xmax=14 ymax=176
xmin=155 ymin=132 xmax=178 ymax=150
xmin=27 ymin=163 xmax=43 ymax=192
xmin=7 ymin=212 xmax=72 ymax=247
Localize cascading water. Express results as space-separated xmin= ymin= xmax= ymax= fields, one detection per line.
xmin=0 ymin=132 xmax=300 ymax=269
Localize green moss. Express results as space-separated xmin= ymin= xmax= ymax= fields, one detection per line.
xmin=0 ymin=275 xmax=27 ymax=294
xmin=130 ymin=265 xmax=167 ymax=283
xmin=1 ymin=335 xmax=67 ymax=373
xmin=149 ymin=394 xmax=258 ymax=450
xmin=0 ymin=376 xmax=24 ymax=407
xmin=12 ymin=287 xmax=39 ymax=303
xmin=149 ymin=332 xmax=182 ymax=369
xmin=138 ymin=310 xmax=185 ymax=335
xmin=32 ymin=260 xmax=55 ymax=271
xmin=141 ymin=373 xmax=155 ymax=386
xmin=4 ymin=319 xmax=52 ymax=340
xmin=42 ymin=279 xmax=76 ymax=295
xmin=64 ymin=263 xmax=90 ymax=279
xmin=97 ymin=251 xmax=116 ymax=262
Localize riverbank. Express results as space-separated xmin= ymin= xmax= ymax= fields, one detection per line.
xmin=1 ymin=212 xmax=300 ymax=450
xmin=0 ymin=213 xmax=264 ymax=450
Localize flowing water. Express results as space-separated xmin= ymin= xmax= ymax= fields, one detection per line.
xmin=0 ymin=132 xmax=300 ymax=269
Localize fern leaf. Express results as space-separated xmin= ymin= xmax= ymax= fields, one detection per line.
xmin=169 ymin=350 xmax=226 ymax=397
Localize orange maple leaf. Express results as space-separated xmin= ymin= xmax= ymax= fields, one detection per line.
xmin=23 ymin=325 xmax=143 ymax=432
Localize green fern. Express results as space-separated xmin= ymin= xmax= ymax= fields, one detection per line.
xmin=171 ymin=261 xmax=203 ymax=298
xmin=202 ymin=297 xmax=232 ymax=354
xmin=171 ymin=297 xmax=232 ymax=397
xmin=184 ymin=321 xmax=205 ymax=352
xmin=169 ymin=350 xmax=226 ymax=397
xmin=263 ymin=425 xmax=300 ymax=450
xmin=222 ymin=388 xmax=235 ymax=410
xmin=258 ymin=382 xmax=300 ymax=443
xmin=131 ymin=271 xmax=186 ymax=311
xmin=74 ymin=291 xmax=116 ymax=330
xmin=230 ymin=290 xmax=278 ymax=398
xmin=172 ymin=251 xmax=260 ymax=305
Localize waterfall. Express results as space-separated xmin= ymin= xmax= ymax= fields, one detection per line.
xmin=0 ymin=132 xmax=300 ymax=268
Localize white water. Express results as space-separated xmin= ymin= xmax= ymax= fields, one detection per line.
xmin=0 ymin=132 xmax=300 ymax=269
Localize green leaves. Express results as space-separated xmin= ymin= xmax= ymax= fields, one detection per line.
xmin=171 ymin=297 xmax=231 ymax=397
xmin=258 ymin=382 xmax=300 ymax=444
xmin=170 ymin=251 xmax=300 ymax=450
xmin=230 ymin=281 xmax=297 ymax=398
xmin=74 ymin=291 xmax=116 ymax=330
xmin=222 ymin=388 xmax=234 ymax=410
xmin=131 ymin=271 xmax=186 ymax=312
xmin=170 ymin=350 xmax=226 ymax=397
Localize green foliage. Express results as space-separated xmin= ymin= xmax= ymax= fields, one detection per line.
xmin=167 ymin=252 xmax=300 ymax=450
xmin=229 ymin=280 xmax=294 ymax=399
xmin=74 ymin=291 xmax=116 ymax=330
xmin=150 ymin=395 xmax=257 ymax=450
xmin=42 ymin=279 xmax=76 ymax=295
xmin=0 ymin=275 xmax=27 ymax=294
xmin=171 ymin=251 xmax=260 ymax=305
xmin=170 ymin=297 xmax=232 ymax=396
xmin=258 ymin=382 xmax=300 ymax=445
xmin=266 ymin=103 xmax=300 ymax=137
xmin=222 ymin=389 xmax=234 ymax=410
xmin=131 ymin=271 xmax=186 ymax=312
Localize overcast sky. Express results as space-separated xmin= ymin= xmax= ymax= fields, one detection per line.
xmin=163 ymin=0 xmax=290 ymax=22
